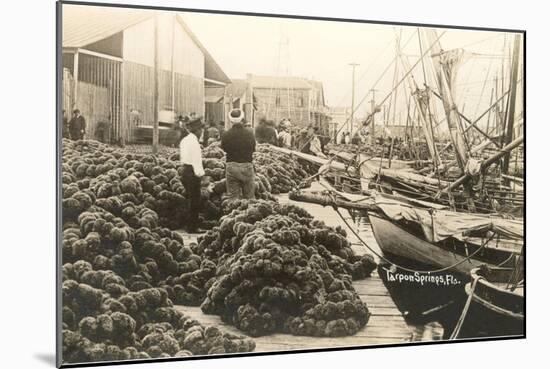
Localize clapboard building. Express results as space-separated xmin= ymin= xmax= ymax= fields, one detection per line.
xmin=62 ymin=4 xmax=230 ymax=143
xmin=204 ymin=79 xmax=256 ymax=127
xmin=246 ymin=74 xmax=329 ymax=129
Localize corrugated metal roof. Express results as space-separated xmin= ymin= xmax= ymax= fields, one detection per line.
xmin=250 ymin=75 xmax=313 ymax=90
xmin=62 ymin=5 xmax=153 ymax=48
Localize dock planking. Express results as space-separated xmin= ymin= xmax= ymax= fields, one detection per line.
xmin=174 ymin=272 xmax=412 ymax=352
xmin=174 ymin=191 xmax=412 ymax=352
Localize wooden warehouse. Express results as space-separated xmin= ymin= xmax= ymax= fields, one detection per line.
xmin=205 ymin=79 xmax=257 ymax=126
xmin=62 ymin=5 xmax=230 ymax=143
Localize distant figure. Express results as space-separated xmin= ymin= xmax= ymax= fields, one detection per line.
xmin=221 ymin=109 xmax=256 ymax=199
xmin=206 ymin=120 xmax=220 ymax=145
xmin=344 ymin=132 xmax=351 ymax=145
xmin=217 ymin=121 xmax=226 ymax=137
xmin=308 ymin=126 xmax=327 ymax=158
xmin=62 ymin=110 xmax=70 ymax=139
xmin=179 ymin=117 xmax=205 ymax=233
xmin=351 ymin=131 xmax=362 ymax=145
xmin=278 ymin=121 xmax=292 ymax=148
xmin=340 ymin=131 xmax=347 ymax=145
xmin=315 ymin=126 xmax=328 ymax=153
xmin=69 ymin=109 xmax=86 ymax=140
xmin=255 ymin=118 xmax=278 ymax=145
xmin=96 ymin=116 xmax=111 ymax=143
xmin=298 ymin=128 xmax=311 ymax=154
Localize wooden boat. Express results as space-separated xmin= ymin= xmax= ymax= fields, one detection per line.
xmin=459 ymin=265 xmax=524 ymax=337
xmin=367 ymin=211 xmax=519 ymax=277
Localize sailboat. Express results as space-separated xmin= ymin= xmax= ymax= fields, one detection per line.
xmin=285 ymin=28 xmax=524 ymax=336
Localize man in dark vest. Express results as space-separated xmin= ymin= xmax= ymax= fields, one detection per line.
xmin=69 ymin=109 xmax=86 ymax=140
xmin=221 ymin=109 xmax=256 ymax=199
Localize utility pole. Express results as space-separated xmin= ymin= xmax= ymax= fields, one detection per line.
xmin=170 ymin=13 xmax=176 ymax=113
xmin=369 ymin=89 xmax=378 ymax=141
xmin=349 ymin=62 xmax=359 ymax=134
xmin=152 ymin=12 xmax=160 ymax=155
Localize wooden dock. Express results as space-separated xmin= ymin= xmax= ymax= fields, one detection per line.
xmin=174 ymin=190 xmax=412 ymax=352
xmin=175 ymin=273 xmax=411 ymax=353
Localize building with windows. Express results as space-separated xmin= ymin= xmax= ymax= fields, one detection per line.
xmin=245 ymin=74 xmax=329 ymax=129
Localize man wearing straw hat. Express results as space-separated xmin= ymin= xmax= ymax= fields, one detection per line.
xmin=221 ymin=108 xmax=256 ymax=199
xmin=179 ymin=117 xmax=206 ymax=233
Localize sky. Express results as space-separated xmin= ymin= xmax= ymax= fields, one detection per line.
xmin=181 ymin=11 xmax=523 ymax=124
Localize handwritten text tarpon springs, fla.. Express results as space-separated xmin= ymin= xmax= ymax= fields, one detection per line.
xmin=382 ymin=267 xmax=461 ymax=286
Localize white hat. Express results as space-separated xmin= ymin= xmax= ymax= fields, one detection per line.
xmin=228 ymin=109 xmax=244 ymax=124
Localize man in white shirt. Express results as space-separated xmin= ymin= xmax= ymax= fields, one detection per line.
xmin=180 ymin=117 xmax=205 ymax=233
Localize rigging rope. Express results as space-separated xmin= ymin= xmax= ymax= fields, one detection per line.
xmin=449 ymin=275 xmax=481 ymax=339
xmin=296 ymin=30 xmax=446 ymax=185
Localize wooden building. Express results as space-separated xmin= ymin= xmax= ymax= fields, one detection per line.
xmin=62 ymin=4 xmax=230 ymax=143
xmin=246 ymin=74 xmax=329 ymax=129
xmin=205 ymin=79 xmax=256 ymax=127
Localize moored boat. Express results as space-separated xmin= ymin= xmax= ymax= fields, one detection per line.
xmin=456 ymin=265 xmax=524 ymax=338
xmin=367 ymin=194 xmax=523 ymax=275
xmin=368 ymin=211 xmax=517 ymax=276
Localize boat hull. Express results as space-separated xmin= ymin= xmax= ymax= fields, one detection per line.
xmin=459 ymin=267 xmax=524 ymax=338
xmin=369 ymin=213 xmax=493 ymax=276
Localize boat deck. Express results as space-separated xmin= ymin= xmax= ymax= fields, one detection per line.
xmin=174 ymin=191 xmax=412 ymax=352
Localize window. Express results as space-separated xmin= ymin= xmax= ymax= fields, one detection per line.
xmin=275 ymin=95 xmax=281 ymax=107
xmin=298 ymin=97 xmax=304 ymax=107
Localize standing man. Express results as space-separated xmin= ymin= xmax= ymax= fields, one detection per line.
xmin=298 ymin=128 xmax=311 ymax=154
xmin=62 ymin=110 xmax=70 ymax=139
xmin=308 ymin=126 xmax=327 ymax=158
xmin=218 ymin=120 xmax=226 ymax=137
xmin=180 ymin=117 xmax=205 ymax=233
xmin=221 ymin=108 xmax=256 ymax=199
xmin=255 ymin=118 xmax=278 ymax=145
xmin=206 ymin=120 xmax=220 ymax=145
xmin=69 ymin=109 xmax=86 ymax=140
xmin=278 ymin=121 xmax=292 ymax=148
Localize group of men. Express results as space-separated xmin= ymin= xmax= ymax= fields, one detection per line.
xmin=62 ymin=109 xmax=86 ymax=140
xmin=254 ymin=117 xmax=327 ymax=158
xmin=179 ymin=108 xmax=256 ymax=233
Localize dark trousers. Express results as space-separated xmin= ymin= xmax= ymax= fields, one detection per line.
xmin=70 ymin=130 xmax=84 ymax=140
xmin=181 ymin=165 xmax=201 ymax=231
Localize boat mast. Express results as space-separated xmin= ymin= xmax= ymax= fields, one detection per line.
xmin=397 ymin=31 xmax=441 ymax=168
xmin=422 ymin=28 xmax=469 ymax=172
xmin=501 ymin=34 xmax=522 ymax=175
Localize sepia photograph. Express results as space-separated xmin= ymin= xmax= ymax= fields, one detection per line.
xmin=57 ymin=1 xmax=525 ymax=366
